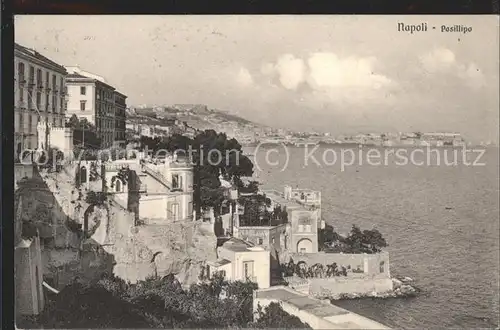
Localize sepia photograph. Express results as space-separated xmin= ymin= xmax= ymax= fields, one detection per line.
xmin=12 ymin=15 xmax=499 ymax=329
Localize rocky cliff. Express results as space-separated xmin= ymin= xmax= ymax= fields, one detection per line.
xmin=16 ymin=164 xmax=217 ymax=290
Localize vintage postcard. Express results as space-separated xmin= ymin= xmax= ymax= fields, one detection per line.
xmin=12 ymin=15 xmax=499 ymax=329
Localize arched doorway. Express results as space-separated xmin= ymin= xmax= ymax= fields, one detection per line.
xmin=296 ymin=238 xmax=313 ymax=254
xmin=80 ymin=166 xmax=87 ymax=183
xmin=115 ymin=179 xmax=122 ymax=192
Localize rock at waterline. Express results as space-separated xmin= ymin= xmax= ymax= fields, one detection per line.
xmin=329 ymin=277 xmax=420 ymax=301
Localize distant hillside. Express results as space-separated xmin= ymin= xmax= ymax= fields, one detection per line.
xmin=128 ymin=104 xmax=263 ymax=133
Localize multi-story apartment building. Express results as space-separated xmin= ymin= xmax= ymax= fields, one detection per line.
xmin=14 ymin=43 xmax=68 ymax=156
xmin=114 ymin=91 xmax=127 ymax=146
xmin=65 ymin=66 xmax=127 ymax=149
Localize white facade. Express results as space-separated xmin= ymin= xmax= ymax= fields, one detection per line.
xmin=65 ymin=66 xmax=124 ymax=148
xmin=66 ymin=83 xmax=97 ymax=124
xmin=140 ymin=162 xmax=194 ymax=223
xmin=14 ymin=43 xmax=68 ymax=157
xmin=214 ymin=238 xmax=271 ymax=289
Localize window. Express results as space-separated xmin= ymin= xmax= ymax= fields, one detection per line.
xmin=18 ymin=62 xmax=25 ymax=81
xmin=60 ymin=77 xmax=64 ymax=91
xmin=172 ymin=174 xmax=181 ymax=190
xmin=52 ymin=75 xmax=56 ymax=90
xmin=258 ymin=238 xmax=263 ymax=245
xmin=243 ymin=261 xmax=254 ymax=280
xmin=220 ymin=270 xmax=226 ymax=278
xmin=170 ymin=203 xmax=180 ymax=221
xmin=80 ymin=86 xmax=86 ymax=95
xmin=29 ymin=66 xmax=35 ymax=84
xmin=52 ymin=95 xmax=57 ymax=111
xmin=379 ymin=261 xmax=385 ymax=273
xmin=36 ymin=92 xmax=41 ymax=110
xmin=19 ymin=114 xmax=24 ymax=132
xmin=53 ymin=116 xmax=56 ymax=125
xmin=80 ymin=100 xmax=86 ymax=111
xmin=300 ymin=248 xmax=306 ymax=253
xmin=115 ymin=179 xmax=122 ymax=192
xmin=28 ymin=93 xmax=33 ymax=110
xmin=45 ymin=94 xmax=49 ymax=111
xmin=28 ymin=115 xmax=32 ymax=133
xmin=45 ymin=72 xmax=49 ymax=88
xmin=272 ymin=237 xmax=275 ymax=245
xmin=19 ymin=88 xmax=24 ymax=102
xmin=36 ymin=69 xmax=42 ymax=86
xmin=60 ymin=97 xmax=64 ymax=112
xmin=206 ymin=265 xmax=211 ymax=279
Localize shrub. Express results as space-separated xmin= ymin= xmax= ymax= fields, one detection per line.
xmin=40 ymin=274 xmax=311 ymax=328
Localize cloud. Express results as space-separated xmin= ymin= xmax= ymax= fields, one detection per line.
xmin=274 ymin=54 xmax=307 ymax=90
xmin=420 ymin=48 xmax=456 ymax=73
xmin=419 ymin=48 xmax=484 ymax=88
xmin=236 ymin=67 xmax=253 ymax=86
xmin=258 ymin=52 xmax=394 ymax=105
xmin=306 ymin=52 xmax=392 ymax=90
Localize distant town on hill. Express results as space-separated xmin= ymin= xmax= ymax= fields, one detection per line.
xmin=126 ymin=104 xmax=488 ymax=147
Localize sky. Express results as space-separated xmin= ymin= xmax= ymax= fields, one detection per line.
xmin=15 ymin=15 xmax=499 ymax=143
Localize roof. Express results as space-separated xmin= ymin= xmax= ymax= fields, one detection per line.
xmin=262 ymin=190 xmax=307 ymax=210
xmin=66 ymin=73 xmax=116 ymax=90
xmin=221 ymin=237 xmax=258 ymax=252
xmin=255 ymin=287 xmax=390 ymax=329
xmin=14 ymin=43 xmax=67 ymax=73
xmin=67 ymin=73 xmax=90 ymax=79
xmin=208 ymin=259 xmax=232 ymax=267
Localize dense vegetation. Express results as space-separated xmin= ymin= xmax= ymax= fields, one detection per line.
xmin=67 ymin=114 xmax=102 ymax=150
xmin=319 ymin=224 xmax=388 ymax=254
xmin=138 ymin=130 xmax=266 ymax=220
xmin=35 ymin=273 xmax=311 ymax=329
xmin=238 ymin=194 xmax=289 ymax=226
xmin=281 ymin=258 xmax=354 ymax=279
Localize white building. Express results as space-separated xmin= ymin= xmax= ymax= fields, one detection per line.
xmin=81 ymin=154 xmax=194 ymax=224
xmin=65 ymin=66 xmax=127 ymax=148
xmin=208 ymin=237 xmax=271 ymax=289
xmin=14 ymin=43 xmax=69 ymax=157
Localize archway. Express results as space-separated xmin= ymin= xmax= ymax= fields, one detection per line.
xmin=296 ymin=238 xmax=313 ymax=254
xmin=80 ymin=166 xmax=87 ymax=184
xmin=115 ymin=179 xmax=122 ymax=192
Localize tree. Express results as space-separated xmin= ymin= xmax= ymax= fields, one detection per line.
xmin=318 ymin=224 xmax=339 ymax=250
xmin=37 ymin=273 xmax=310 ymax=329
xmin=344 ymin=224 xmax=365 ymax=252
xmin=67 ymin=114 xmax=102 ymax=150
xmin=362 ymin=229 xmax=388 ymax=253
xmin=238 ymin=194 xmax=273 ymax=226
xmin=36 ymin=283 xmax=152 ymax=329
xmin=251 ymin=302 xmax=311 ymax=328
xmin=338 ymin=225 xmax=388 ymax=254
xmin=135 ymin=130 xmax=255 ymax=220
